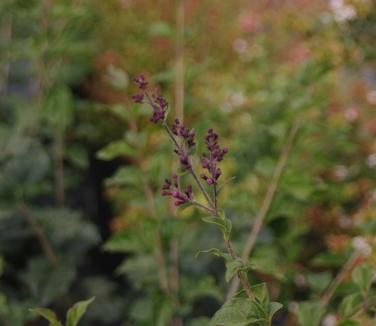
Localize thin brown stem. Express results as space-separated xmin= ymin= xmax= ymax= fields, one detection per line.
xmin=19 ymin=203 xmax=58 ymax=266
xmin=224 ymin=239 xmax=253 ymax=298
xmin=190 ymin=199 xmax=216 ymax=215
xmin=189 ymin=167 xmax=215 ymax=209
xmin=143 ymin=179 xmax=170 ymax=293
xmin=226 ymin=121 xmax=300 ymax=300
xmin=320 ymin=252 xmax=360 ymax=305
xmin=53 ymin=129 xmax=65 ymax=205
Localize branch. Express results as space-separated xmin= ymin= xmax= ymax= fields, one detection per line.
xmin=320 ymin=252 xmax=360 ymax=305
xmin=143 ymin=180 xmax=170 ymax=293
xmin=19 ymin=203 xmax=58 ymax=266
xmin=226 ymin=121 xmax=300 ymax=300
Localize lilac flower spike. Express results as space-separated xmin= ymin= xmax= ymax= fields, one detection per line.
xmin=201 ymin=128 xmax=228 ymax=185
xmin=131 ymin=75 xmax=168 ymax=123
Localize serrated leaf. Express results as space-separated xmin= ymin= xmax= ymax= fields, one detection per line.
xmin=352 ymin=263 xmax=374 ymax=296
xmin=66 ymin=297 xmax=95 ymax=326
xmin=340 ymin=293 xmax=363 ymax=318
xmin=30 ymin=308 xmax=63 ymax=326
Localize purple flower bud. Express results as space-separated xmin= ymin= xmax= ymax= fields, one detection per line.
xmin=172 ymin=190 xmax=180 ymax=198
xmin=132 ymin=93 xmax=144 ymax=103
xmin=134 ymin=74 xmax=148 ymax=90
xmin=162 ymin=179 xmax=171 ymax=190
xmin=175 ymin=200 xmax=186 ymax=206
xmin=172 ymin=174 xmax=179 ymax=188
xmin=156 ymin=95 xmax=168 ymax=109
xmin=206 ymin=178 xmax=215 ymax=185
xmin=185 ymin=185 xmax=193 ymax=199
xmin=161 ymin=190 xmax=171 ymax=196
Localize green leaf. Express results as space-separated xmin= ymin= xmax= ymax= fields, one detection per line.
xmin=105 ymin=166 xmax=142 ymax=187
xmin=268 ymin=302 xmax=283 ymax=324
xmin=352 ymin=263 xmax=374 ymax=296
xmin=340 ymin=293 xmax=363 ymax=318
xmin=306 ymin=272 xmax=332 ymax=293
xmin=96 ymin=141 xmax=136 ymax=160
xmin=225 ymin=259 xmax=244 ymax=282
xmin=337 ymin=320 xmax=360 ymax=326
xmin=296 ymin=301 xmax=325 ymax=326
xmin=202 ymin=215 xmax=232 ymax=240
xmin=251 ymin=283 xmax=269 ymax=309
xmin=195 ymin=248 xmax=229 ymax=260
xmin=209 ymin=297 xmax=266 ymax=326
xmin=66 ymin=297 xmax=95 ymax=326
xmin=30 ymin=308 xmax=63 ymax=326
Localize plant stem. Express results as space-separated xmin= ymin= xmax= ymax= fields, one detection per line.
xmin=143 ymin=179 xmax=170 ymax=293
xmin=320 ymin=252 xmax=360 ymax=305
xmin=224 ymin=239 xmax=253 ymax=298
xmin=19 ymin=202 xmax=58 ymax=266
xmin=226 ymin=121 xmax=299 ymax=300
xmin=189 ymin=166 xmax=215 ymax=209
xmin=190 ymin=199 xmax=216 ymax=215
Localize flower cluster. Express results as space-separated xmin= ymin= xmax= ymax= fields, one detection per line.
xmin=171 ymin=118 xmax=195 ymax=148
xmin=132 ymin=74 xmax=168 ymax=123
xmin=161 ymin=175 xmax=193 ymax=206
xmin=132 ymin=74 xmax=228 ymax=202
xmin=200 ymin=129 xmax=228 ymax=185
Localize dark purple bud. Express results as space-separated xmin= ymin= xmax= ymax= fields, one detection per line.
xmin=132 ymin=93 xmax=144 ymax=103
xmin=156 ymin=95 xmax=168 ymax=109
xmin=162 ymin=179 xmax=171 ymax=190
xmin=184 ymin=185 xmax=193 ymax=199
xmin=174 ymin=200 xmax=186 ymax=206
xmin=134 ymin=74 xmax=148 ymax=90
xmin=161 ymin=190 xmax=171 ymax=196
xmin=172 ymin=174 xmax=179 ymax=188
xmin=171 ymin=119 xmax=180 ymax=135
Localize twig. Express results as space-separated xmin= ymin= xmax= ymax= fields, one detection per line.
xmin=225 ymin=239 xmax=253 ymax=298
xmin=19 ymin=203 xmax=58 ymax=266
xmin=189 ymin=166 xmax=215 ymax=209
xmin=320 ymin=252 xmax=360 ymax=305
xmin=143 ymin=180 xmax=170 ymax=293
xmin=53 ymin=129 xmax=65 ymax=205
xmin=226 ymin=121 xmax=300 ymax=300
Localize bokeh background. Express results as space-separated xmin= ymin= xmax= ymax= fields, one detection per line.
xmin=1 ymin=0 xmax=376 ymax=325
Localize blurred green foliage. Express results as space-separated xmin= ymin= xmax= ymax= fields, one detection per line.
xmin=1 ymin=0 xmax=376 ymax=325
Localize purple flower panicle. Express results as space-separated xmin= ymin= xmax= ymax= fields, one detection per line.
xmin=200 ymin=128 xmax=228 ymax=185
xmin=132 ymin=75 xmax=168 ymax=123
xmin=161 ymin=174 xmax=193 ymax=206
xmin=171 ymin=119 xmax=195 ymax=148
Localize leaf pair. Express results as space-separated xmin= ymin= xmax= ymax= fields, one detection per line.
xmin=30 ymin=297 xmax=95 ymax=326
